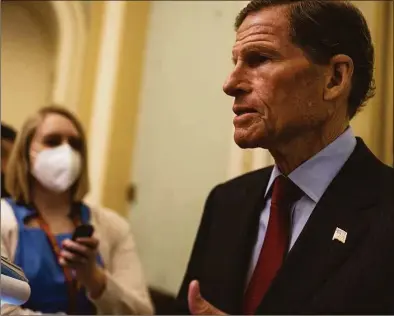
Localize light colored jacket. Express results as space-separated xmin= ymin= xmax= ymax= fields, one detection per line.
xmin=1 ymin=199 xmax=154 ymax=315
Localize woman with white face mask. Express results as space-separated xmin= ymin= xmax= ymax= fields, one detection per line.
xmin=1 ymin=106 xmax=154 ymax=315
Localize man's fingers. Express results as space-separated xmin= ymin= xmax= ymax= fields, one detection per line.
xmin=188 ymin=280 xmax=226 ymax=315
xmin=188 ymin=280 xmax=204 ymax=313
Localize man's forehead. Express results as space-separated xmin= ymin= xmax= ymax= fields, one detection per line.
xmin=235 ymin=6 xmax=289 ymax=41
xmin=236 ymin=23 xmax=276 ymax=42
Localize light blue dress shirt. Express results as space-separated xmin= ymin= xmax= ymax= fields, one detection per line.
xmin=246 ymin=128 xmax=357 ymax=285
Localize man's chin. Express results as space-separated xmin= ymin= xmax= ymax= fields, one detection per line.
xmin=234 ymin=133 xmax=267 ymax=149
xmin=234 ymin=122 xmax=272 ymax=147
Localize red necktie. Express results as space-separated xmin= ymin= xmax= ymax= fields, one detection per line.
xmin=243 ymin=175 xmax=303 ymax=315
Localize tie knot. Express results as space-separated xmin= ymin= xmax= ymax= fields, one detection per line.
xmin=271 ymin=175 xmax=303 ymax=207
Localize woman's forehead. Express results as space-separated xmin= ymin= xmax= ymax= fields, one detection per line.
xmin=35 ymin=113 xmax=80 ymax=138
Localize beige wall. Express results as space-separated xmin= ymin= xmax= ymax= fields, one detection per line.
xmin=127 ymin=0 xmax=243 ymax=294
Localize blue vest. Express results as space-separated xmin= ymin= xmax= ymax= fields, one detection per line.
xmin=6 ymin=198 xmax=104 ymax=314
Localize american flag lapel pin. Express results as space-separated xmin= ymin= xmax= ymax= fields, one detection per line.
xmin=332 ymin=227 xmax=347 ymax=244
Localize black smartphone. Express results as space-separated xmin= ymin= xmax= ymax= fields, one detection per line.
xmin=71 ymin=224 xmax=94 ymax=241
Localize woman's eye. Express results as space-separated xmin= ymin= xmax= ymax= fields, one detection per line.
xmin=43 ymin=136 xmax=61 ymax=147
xmin=69 ymin=137 xmax=83 ymax=151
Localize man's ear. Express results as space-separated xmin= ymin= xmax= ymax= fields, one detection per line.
xmin=323 ymin=54 xmax=354 ymax=101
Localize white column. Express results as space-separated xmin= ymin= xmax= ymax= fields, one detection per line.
xmin=85 ymin=1 xmax=126 ymax=205
xmin=50 ymin=1 xmax=86 ymax=111
xmin=51 ymin=1 xmax=73 ymax=106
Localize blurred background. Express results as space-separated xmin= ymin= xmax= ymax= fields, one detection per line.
xmin=1 ymin=0 xmax=392 ymax=298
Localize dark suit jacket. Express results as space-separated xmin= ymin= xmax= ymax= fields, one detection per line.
xmin=176 ymin=138 xmax=394 ymax=314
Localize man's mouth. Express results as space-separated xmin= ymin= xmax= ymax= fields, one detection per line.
xmin=233 ymin=106 xmax=260 ymax=125
xmin=233 ymin=106 xmax=258 ymax=116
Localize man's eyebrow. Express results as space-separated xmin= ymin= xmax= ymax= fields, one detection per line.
xmin=232 ymin=43 xmax=282 ymax=63
xmin=243 ymin=43 xmax=279 ymax=53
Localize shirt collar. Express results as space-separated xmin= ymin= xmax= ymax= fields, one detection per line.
xmin=265 ymin=127 xmax=357 ymax=203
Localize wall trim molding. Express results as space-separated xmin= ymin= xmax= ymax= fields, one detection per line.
xmin=49 ymin=1 xmax=87 ymax=110
xmin=85 ymin=1 xmax=127 ymax=204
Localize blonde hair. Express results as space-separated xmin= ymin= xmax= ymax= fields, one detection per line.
xmin=5 ymin=105 xmax=90 ymax=204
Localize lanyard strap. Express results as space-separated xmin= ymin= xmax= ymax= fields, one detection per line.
xmin=36 ymin=210 xmax=81 ymax=315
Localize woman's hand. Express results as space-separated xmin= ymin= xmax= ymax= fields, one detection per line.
xmin=59 ymin=237 xmax=107 ymax=299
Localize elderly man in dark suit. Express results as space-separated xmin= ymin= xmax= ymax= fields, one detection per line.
xmin=176 ymin=0 xmax=394 ymax=314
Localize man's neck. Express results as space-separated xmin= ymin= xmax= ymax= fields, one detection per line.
xmin=31 ymin=182 xmax=71 ymax=218
xmin=270 ymin=123 xmax=349 ymax=175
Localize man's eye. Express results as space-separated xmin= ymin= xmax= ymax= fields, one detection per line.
xmin=247 ymin=54 xmax=269 ymax=67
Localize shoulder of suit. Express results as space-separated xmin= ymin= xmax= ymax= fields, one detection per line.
xmin=215 ymin=165 xmax=274 ymax=191
xmin=361 ymin=145 xmax=393 ymax=194
xmin=379 ymin=161 xmax=394 ymax=178
xmin=378 ymin=163 xmax=394 ymax=200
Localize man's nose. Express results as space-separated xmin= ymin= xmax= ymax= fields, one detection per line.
xmin=223 ymin=68 xmax=250 ymax=97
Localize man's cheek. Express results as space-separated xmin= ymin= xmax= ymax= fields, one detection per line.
xmin=259 ymin=83 xmax=290 ymax=108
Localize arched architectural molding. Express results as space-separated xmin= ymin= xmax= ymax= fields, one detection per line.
xmin=49 ymin=1 xmax=87 ymax=110
xmin=1 ymin=0 xmax=57 ymax=128
xmin=1 ymin=0 xmax=87 ymax=112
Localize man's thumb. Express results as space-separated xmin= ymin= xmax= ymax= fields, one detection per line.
xmin=188 ymin=280 xmax=224 ymax=315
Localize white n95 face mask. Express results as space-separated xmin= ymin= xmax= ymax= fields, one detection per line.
xmin=31 ymin=144 xmax=82 ymax=193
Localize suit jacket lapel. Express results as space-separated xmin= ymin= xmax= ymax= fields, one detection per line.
xmin=257 ymin=139 xmax=382 ymax=314
xmin=217 ymin=167 xmax=273 ymax=313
